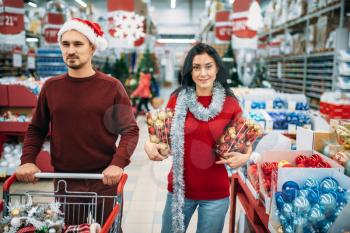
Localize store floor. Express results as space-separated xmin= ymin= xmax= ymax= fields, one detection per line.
xmin=1 ymin=86 xmax=241 ymax=233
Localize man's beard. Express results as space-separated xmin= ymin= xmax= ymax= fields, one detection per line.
xmin=65 ymin=59 xmax=87 ymax=70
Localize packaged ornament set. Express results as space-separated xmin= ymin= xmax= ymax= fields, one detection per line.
xmin=270 ymin=169 xmax=350 ymax=233
xmin=146 ymin=109 xmax=173 ymax=157
xmin=215 ymin=117 xmax=262 ymax=159
xmin=146 ymin=110 xmax=262 ymax=159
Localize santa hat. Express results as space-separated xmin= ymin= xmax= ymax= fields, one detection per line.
xmin=57 ymin=18 xmax=108 ymax=51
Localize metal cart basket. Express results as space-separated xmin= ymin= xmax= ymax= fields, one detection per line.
xmin=1 ymin=172 xmax=128 ymax=233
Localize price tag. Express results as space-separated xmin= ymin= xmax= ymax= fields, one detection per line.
xmin=245 ymin=100 xmax=251 ymax=111
xmin=288 ymin=101 xmax=296 ymax=111
xmin=266 ymin=100 xmax=273 ymax=110
xmin=288 ymin=124 xmax=297 ymax=134
xmin=27 ymin=55 xmax=35 ymax=69
xmin=13 ymin=53 xmax=22 ymax=67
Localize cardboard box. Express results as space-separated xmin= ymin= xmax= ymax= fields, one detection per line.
xmin=296 ymin=126 xmax=330 ymax=152
xmin=257 ymin=150 xmax=344 ymax=214
xmin=268 ymin=168 xmax=350 ymax=233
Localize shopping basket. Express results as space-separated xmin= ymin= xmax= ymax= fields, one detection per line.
xmin=1 ymin=172 xmax=127 ymax=233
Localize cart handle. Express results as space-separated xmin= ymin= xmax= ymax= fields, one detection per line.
xmin=3 ymin=173 xmax=128 ymax=194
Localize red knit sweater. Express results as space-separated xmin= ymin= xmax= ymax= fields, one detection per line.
xmin=166 ymin=93 xmax=242 ymax=200
xmin=21 ymin=71 xmax=139 ymax=172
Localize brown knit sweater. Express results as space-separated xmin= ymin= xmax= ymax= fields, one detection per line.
xmin=21 ymin=71 xmax=139 ymax=172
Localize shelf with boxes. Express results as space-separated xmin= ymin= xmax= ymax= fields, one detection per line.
xmin=258 ymin=0 xmax=347 ymax=109
xmin=0 ymin=79 xmax=53 ymax=176
xmin=36 ymin=48 xmax=67 ymax=78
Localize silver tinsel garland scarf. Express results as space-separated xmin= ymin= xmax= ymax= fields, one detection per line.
xmin=170 ymin=83 xmax=226 ymax=233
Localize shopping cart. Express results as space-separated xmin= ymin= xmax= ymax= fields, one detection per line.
xmin=1 ymin=172 xmax=128 ymax=233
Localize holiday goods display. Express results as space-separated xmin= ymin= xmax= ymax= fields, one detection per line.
xmin=0 ymin=111 xmax=31 ymax=123
xmin=146 ymin=109 xmax=173 ymax=157
xmin=0 ymin=196 xmax=65 ymax=233
xmin=216 ymin=117 xmax=262 ymax=158
xmin=274 ymin=177 xmax=350 ymax=233
xmin=334 ymin=121 xmax=350 ymax=150
xmin=261 ymin=154 xmax=333 ymax=197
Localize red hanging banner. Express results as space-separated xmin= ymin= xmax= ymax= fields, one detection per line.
xmin=43 ymin=12 xmax=65 ymax=45
xmin=215 ymin=11 xmax=231 ymax=44
xmin=231 ymin=0 xmax=258 ymax=49
xmin=0 ymin=0 xmax=25 ymax=45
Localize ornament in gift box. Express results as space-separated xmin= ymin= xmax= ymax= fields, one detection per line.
xmin=146 ymin=109 xmax=173 ymax=157
xmin=334 ymin=121 xmax=350 ymax=149
xmin=215 ymin=118 xmax=262 ymax=159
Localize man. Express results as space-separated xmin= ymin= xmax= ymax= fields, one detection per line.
xmin=15 ymin=18 xmax=139 ymax=227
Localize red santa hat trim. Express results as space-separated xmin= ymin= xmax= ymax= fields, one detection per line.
xmin=57 ymin=18 xmax=108 ymax=51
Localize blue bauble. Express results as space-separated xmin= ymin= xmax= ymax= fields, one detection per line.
xmin=279 ymin=213 xmax=288 ymax=226
xmin=307 ymin=188 xmax=320 ymax=205
xmin=293 ymin=216 xmax=307 ymax=233
xmin=275 ymin=191 xmax=285 ymax=211
xmin=308 ymin=205 xmax=325 ymax=224
xmin=303 ymin=178 xmax=319 ymax=190
xmin=284 ymin=224 xmax=294 ymax=233
xmin=303 ymin=226 xmax=316 ymax=233
xmin=319 ymin=193 xmax=337 ymax=214
xmin=320 ymin=177 xmax=339 ymax=193
xmin=320 ymin=220 xmax=332 ymax=233
xmin=299 ymin=189 xmax=310 ymax=198
xmin=282 ymin=181 xmax=300 ymax=202
xmin=283 ymin=203 xmax=294 ymax=219
xmin=293 ymin=196 xmax=310 ymax=214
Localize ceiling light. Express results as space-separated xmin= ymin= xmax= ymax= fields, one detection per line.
xmin=26 ymin=38 xmax=39 ymax=42
xmin=157 ymin=38 xmax=196 ymax=44
xmin=27 ymin=1 xmax=38 ymax=7
xmin=171 ymin=0 xmax=176 ymax=9
xmin=74 ymin=0 xmax=87 ymax=8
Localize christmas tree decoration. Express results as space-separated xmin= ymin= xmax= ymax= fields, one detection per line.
xmin=0 ymin=196 xmax=65 ymax=233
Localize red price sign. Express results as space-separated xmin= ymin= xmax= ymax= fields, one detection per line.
xmin=215 ymin=26 xmax=232 ymax=41
xmin=44 ymin=27 xmax=60 ymax=44
xmin=0 ymin=12 xmax=24 ymax=34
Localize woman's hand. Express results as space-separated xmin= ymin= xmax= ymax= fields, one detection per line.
xmin=144 ymin=139 xmax=168 ymax=161
xmin=216 ymin=146 xmax=252 ymax=169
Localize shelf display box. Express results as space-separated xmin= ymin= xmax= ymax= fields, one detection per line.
xmin=7 ymin=85 xmax=37 ymax=107
xmin=0 ymin=85 xmax=9 ymax=106
xmin=0 ymin=122 xmax=29 ymax=135
xmin=268 ymin=168 xmax=350 ymax=233
xmin=257 ymin=150 xmax=344 ymax=214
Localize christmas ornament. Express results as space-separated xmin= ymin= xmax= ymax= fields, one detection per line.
xmin=282 ymin=203 xmax=294 ymax=219
xmin=320 ymin=177 xmax=339 ymax=193
xmin=146 ymin=109 xmax=173 ymax=157
xmin=307 ymin=188 xmax=320 ymax=205
xmin=293 ymin=196 xmax=310 ymax=214
xmin=319 ymin=193 xmax=337 ymax=214
xmin=278 ymin=160 xmax=291 ymax=168
xmin=282 ymin=181 xmax=299 ymax=202
xmin=295 ymin=155 xmax=308 ymax=166
xmin=215 ymin=117 xmax=262 ymax=157
xmin=308 ymin=205 xmax=325 ymax=224
xmin=303 ymin=178 xmax=319 ymax=190
xmin=299 ymin=189 xmax=309 ymax=198
xmin=293 ymin=216 xmax=307 ymax=232
xmin=275 ymin=192 xmax=285 ymax=210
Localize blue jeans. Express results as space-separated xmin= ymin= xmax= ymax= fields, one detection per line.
xmin=161 ymin=192 xmax=229 ymax=233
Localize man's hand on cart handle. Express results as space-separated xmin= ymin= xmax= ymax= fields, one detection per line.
xmin=102 ymin=165 xmax=123 ymax=186
xmin=15 ymin=163 xmax=41 ymax=183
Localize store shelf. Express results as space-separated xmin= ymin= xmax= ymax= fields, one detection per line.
xmin=259 ymin=2 xmax=342 ymax=37
xmin=0 ymin=122 xmax=30 ymax=135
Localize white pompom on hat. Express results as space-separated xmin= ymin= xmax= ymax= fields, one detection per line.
xmin=57 ymin=18 xmax=108 ymax=51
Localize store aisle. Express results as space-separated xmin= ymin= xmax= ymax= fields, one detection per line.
xmin=0 ymin=86 xmax=239 ymax=233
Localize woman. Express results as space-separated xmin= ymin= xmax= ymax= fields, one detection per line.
xmin=131 ymin=72 xmax=152 ymax=115
xmin=144 ymin=43 xmax=252 ymax=233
